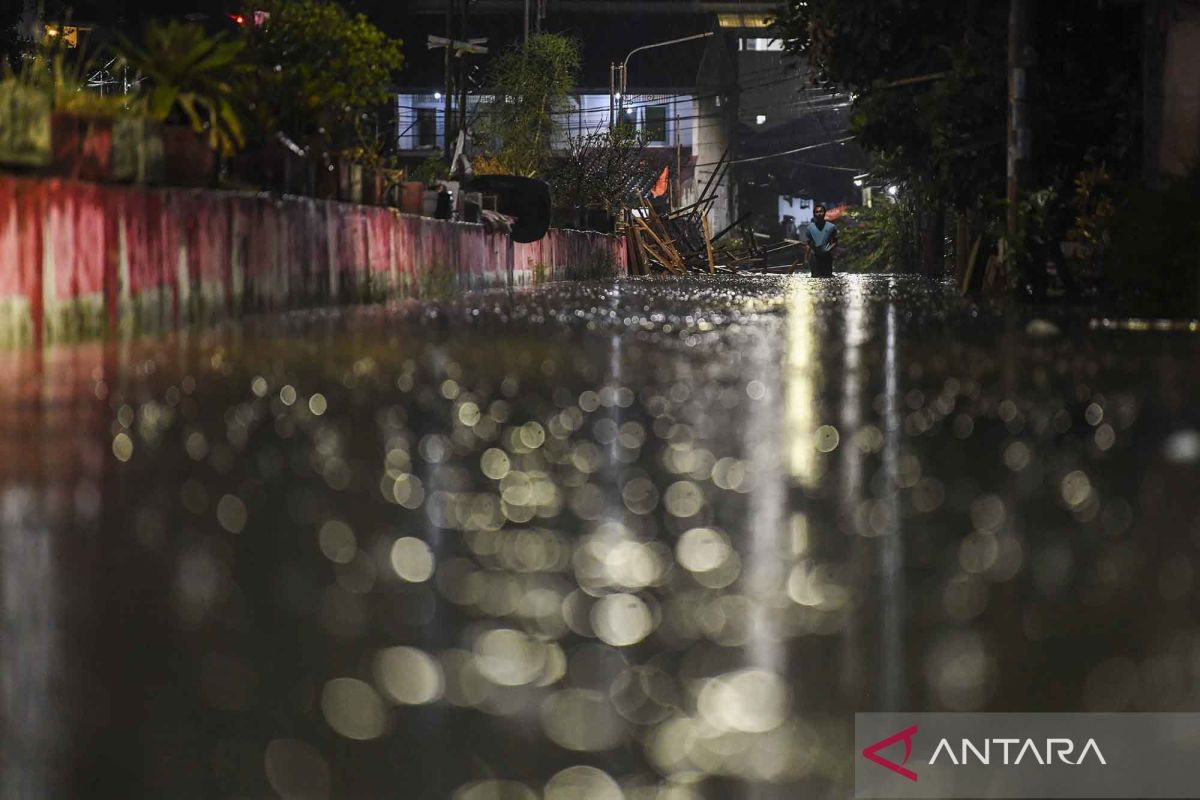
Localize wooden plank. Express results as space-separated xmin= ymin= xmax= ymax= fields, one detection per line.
xmin=701 ymin=214 xmax=715 ymax=274
xmin=642 ymin=201 xmax=687 ymax=273
xmin=634 ymin=214 xmax=684 ymax=274
xmin=633 ymin=222 xmax=682 ymax=274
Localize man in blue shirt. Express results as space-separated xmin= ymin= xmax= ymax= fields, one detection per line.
xmin=804 ymin=204 xmax=839 ymax=277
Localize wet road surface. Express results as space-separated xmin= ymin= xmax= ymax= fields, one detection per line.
xmin=2 ymin=275 xmax=1200 ymax=799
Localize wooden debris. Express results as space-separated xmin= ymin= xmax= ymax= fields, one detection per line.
xmin=622 ymin=146 xmax=806 ymax=276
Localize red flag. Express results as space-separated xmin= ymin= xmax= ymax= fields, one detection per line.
xmin=650 ymin=166 xmax=669 ymax=198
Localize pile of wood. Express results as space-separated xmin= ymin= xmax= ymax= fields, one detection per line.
xmin=626 ymin=148 xmax=806 ymax=275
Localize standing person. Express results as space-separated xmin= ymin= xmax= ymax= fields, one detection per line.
xmin=804 ymin=204 xmax=839 ymax=277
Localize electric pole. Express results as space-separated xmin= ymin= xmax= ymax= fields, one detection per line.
xmin=1007 ymin=0 xmax=1033 ymax=256
xmin=443 ymin=0 xmax=454 ymax=162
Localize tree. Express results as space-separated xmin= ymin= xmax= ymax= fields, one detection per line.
xmin=775 ymin=1 xmax=1008 ymax=209
xmin=549 ymin=123 xmax=666 ymax=222
xmin=240 ymin=0 xmax=403 ymax=155
xmin=475 ymin=33 xmax=580 ymax=177
xmin=774 ymin=0 xmax=1145 ymax=288
xmin=115 ymin=21 xmax=248 ymax=156
xmin=773 ymin=1 xmax=1008 ymax=274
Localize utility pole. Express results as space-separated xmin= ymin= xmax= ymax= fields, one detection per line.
xmin=617 ymin=64 xmax=625 ymax=123
xmin=674 ymin=101 xmax=682 ymax=206
xmin=443 ymin=0 xmax=454 ymax=162
xmin=428 ymin=17 xmax=488 ymax=165
xmin=609 ymin=62 xmax=615 ymax=131
xmin=1006 ymin=0 xmax=1033 ymax=257
xmin=524 ymin=0 xmax=529 ymax=44
xmin=457 ymin=0 xmax=470 ymax=140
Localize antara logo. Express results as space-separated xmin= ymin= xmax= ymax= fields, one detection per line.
xmin=862 ymin=724 xmax=1109 ymax=782
xmin=863 ymin=725 xmax=920 ymax=782
xmin=930 ymin=738 xmax=1107 ymax=766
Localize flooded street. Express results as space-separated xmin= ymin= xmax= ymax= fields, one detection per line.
xmin=3 ymin=274 xmax=1199 ymax=799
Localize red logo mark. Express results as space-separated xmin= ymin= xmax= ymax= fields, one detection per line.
xmin=862 ymin=724 xmax=919 ymax=782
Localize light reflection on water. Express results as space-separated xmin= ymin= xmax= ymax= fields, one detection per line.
xmin=0 ymin=274 xmax=1198 ymax=798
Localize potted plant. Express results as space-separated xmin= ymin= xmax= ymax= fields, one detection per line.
xmin=0 ymin=78 xmax=52 ymax=168
xmin=115 ymin=21 xmax=248 ymax=187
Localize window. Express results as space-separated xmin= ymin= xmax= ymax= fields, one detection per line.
xmin=643 ymin=105 xmax=668 ymax=143
xmin=416 ymin=108 xmax=438 ymax=148
xmin=739 ymin=37 xmax=783 ymax=51
xmin=620 ymin=108 xmax=637 ymax=132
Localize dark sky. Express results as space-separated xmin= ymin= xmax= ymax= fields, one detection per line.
xmin=19 ymin=0 xmax=719 ymax=91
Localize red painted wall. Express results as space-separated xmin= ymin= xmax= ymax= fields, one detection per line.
xmin=0 ymin=175 xmax=626 ymax=340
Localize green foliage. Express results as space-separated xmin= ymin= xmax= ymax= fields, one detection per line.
xmin=837 ymin=199 xmax=918 ymax=272
xmin=242 ymin=0 xmax=404 ymax=154
xmin=477 ymin=33 xmax=580 ymax=177
xmin=1066 ymin=164 xmax=1117 ymax=261
xmin=774 ymin=0 xmax=1007 ymax=211
xmin=9 ymin=39 xmax=136 ymax=119
xmin=115 ymin=21 xmax=247 ymax=154
xmin=414 ymin=154 xmax=449 ymax=186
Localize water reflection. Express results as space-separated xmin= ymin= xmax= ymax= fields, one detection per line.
xmin=1 ymin=488 xmax=61 ymax=800
xmin=1 ymin=275 xmax=1198 ymax=798
xmin=879 ymin=295 xmax=906 ymax=711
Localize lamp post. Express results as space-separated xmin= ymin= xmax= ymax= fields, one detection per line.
xmin=614 ymin=31 xmax=714 ymax=126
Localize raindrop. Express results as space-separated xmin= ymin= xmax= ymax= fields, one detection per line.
xmin=540 ymin=689 xmax=624 ymax=751
xmin=544 ymin=766 xmax=623 ymax=800
xmin=264 ymin=739 xmax=330 ymax=800
xmin=663 ymin=481 xmax=705 ymax=518
xmin=676 ymin=528 xmax=731 ymax=573
xmin=318 ymin=520 xmax=356 ymax=564
xmin=216 ymin=494 xmax=247 ymax=534
xmin=112 ymin=432 xmax=134 ymax=462
xmin=374 ymin=646 xmax=444 ymax=705
xmin=390 ymin=537 xmax=435 ymax=582
xmin=622 ymin=478 xmax=660 ymax=515
xmin=1164 ymin=430 xmax=1200 ymax=464
xmin=591 ymin=593 xmax=654 ymax=647
xmin=814 ymin=425 xmax=840 ymax=453
xmin=320 ymin=678 xmax=387 ymax=740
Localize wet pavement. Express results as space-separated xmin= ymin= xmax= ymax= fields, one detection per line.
xmin=2 ymin=274 xmax=1200 ymax=800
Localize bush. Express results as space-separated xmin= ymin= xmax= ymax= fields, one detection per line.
xmin=115 ymin=21 xmax=247 ymax=155
xmin=414 ymin=154 xmax=449 ymax=186
xmin=837 ymin=198 xmax=917 ymax=272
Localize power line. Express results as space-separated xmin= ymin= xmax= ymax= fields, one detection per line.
xmin=393 ymin=70 xmax=843 ymax=119
xmin=696 ymin=135 xmax=856 ymax=167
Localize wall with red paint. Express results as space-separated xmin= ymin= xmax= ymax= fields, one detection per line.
xmin=0 ymin=175 xmax=626 ymax=342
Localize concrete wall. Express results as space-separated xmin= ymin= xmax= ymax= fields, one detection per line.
xmin=1159 ymin=8 xmax=1200 ymax=176
xmin=0 ymin=175 xmax=626 ymax=343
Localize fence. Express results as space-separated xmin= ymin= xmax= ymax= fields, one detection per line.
xmin=0 ymin=174 xmax=626 ymax=342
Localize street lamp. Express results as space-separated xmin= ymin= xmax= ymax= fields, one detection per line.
xmin=612 ymin=31 xmax=715 ymax=128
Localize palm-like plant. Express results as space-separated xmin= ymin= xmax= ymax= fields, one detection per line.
xmin=115 ymin=21 xmax=248 ymax=156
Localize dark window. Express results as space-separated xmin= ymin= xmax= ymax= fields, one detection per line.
xmin=417 ymin=108 xmax=438 ymax=148
xmin=619 ymin=108 xmax=637 ymax=132
xmin=644 ymin=105 xmax=668 ymax=142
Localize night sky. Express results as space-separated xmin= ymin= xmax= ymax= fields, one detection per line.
xmin=19 ymin=0 xmax=716 ymax=90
